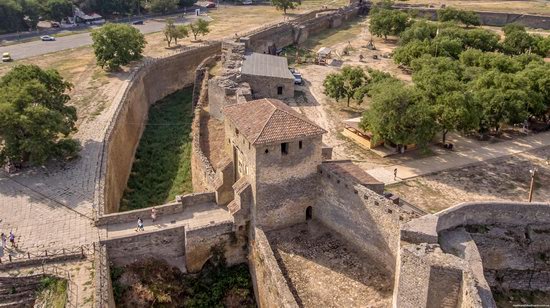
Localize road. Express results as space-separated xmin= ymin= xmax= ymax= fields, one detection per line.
xmin=0 ymin=16 xmax=204 ymax=61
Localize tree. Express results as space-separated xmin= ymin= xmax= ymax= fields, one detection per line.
xmin=369 ymin=7 xmax=410 ymax=40
xmin=0 ymin=65 xmax=79 ymax=165
xmin=164 ymin=18 xmax=189 ymax=47
xmin=43 ymin=0 xmax=73 ymax=22
xmin=457 ymin=10 xmax=480 ymax=27
xmin=360 ymin=79 xmax=436 ymax=147
xmin=502 ymin=25 xmax=534 ymax=55
xmin=462 ymin=28 xmax=500 ymax=52
xmin=21 ymin=0 xmax=41 ymax=30
xmin=412 ymin=56 xmax=480 ymax=143
xmin=399 ymin=20 xmax=438 ymax=45
xmin=189 ymin=19 xmax=210 ymax=41
xmin=91 ymin=23 xmax=146 ymax=71
xmin=0 ymin=0 xmax=23 ymax=33
xmin=271 ymin=0 xmax=299 ymax=14
xmin=393 ymin=39 xmax=431 ymax=66
xmin=470 ymin=70 xmax=536 ymax=133
xmin=438 ymin=7 xmax=480 ymax=27
xmin=179 ymin=0 xmax=198 ymax=7
xmin=323 ymin=66 xmax=368 ymax=107
xmin=150 ymin=0 xmax=177 ymax=14
xmin=520 ymin=62 xmax=550 ymax=116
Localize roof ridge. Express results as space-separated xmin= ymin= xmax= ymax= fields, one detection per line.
xmin=251 ymin=98 xmax=277 ymax=144
xmin=267 ymin=100 xmax=327 ymax=133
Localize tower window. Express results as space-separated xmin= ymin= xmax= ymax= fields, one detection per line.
xmin=299 ymin=140 xmax=303 ymax=149
xmin=281 ymin=142 xmax=289 ymax=155
xmin=277 ymin=86 xmax=283 ymax=95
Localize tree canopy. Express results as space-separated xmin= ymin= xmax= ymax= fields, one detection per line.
xmin=271 ymin=0 xmax=299 ymax=14
xmin=437 ymin=7 xmax=480 ymax=27
xmin=369 ymin=6 xmax=410 ymax=39
xmin=91 ymin=23 xmax=146 ymax=71
xmin=150 ymin=0 xmax=178 ymax=14
xmin=43 ymin=0 xmax=73 ymax=22
xmin=323 ymin=66 xmax=369 ymax=107
xmin=0 ymin=65 xmax=79 ymax=165
xmin=163 ymin=18 xmax=189 ymax=47
xmin=189 ymin=19 xmax=210 ymax=41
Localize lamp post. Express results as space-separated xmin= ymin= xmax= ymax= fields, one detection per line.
xmin=528 ymin=168 xmax=537 ymax=202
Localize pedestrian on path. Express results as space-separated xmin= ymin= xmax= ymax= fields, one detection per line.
xmin=1 ymin=233 xmax=6 ymax=248
xmin=9 ymin=231 xmax=16 ymax=248
xmin=136 ymin=218 xmax=144 ymax=232
xmin=394 ymin=168 xmax=398 ymax=181
xmin=151 ymin=208 xmax=157 ymax=223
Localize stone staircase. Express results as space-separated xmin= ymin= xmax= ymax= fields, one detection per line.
xmin=0 ymin=275 xmax=43 ymax=307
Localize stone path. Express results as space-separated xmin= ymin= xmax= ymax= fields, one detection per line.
xmin=0 ymin=176 xmax=99 ymax=256
xmin=367 ymin=131 xmax=550 ymax=184
xmin=103 ymin=202 xmax=232 ymax=239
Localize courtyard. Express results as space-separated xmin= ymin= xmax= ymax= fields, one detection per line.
xmin=267 ymin=222 xmax=393 ymax=308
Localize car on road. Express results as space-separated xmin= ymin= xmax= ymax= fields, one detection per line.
xmin=242 ymin=0 xmax=253 ymax=4
xmin=40 ymin=35 xmax=56 ymax=41
xmin=132 ymin=20 xmax=144 ymax=25
xmin=205 ymin=2 xmax=216 ymax=8
xmin=2 ymin=52 xmax=12 ymax=62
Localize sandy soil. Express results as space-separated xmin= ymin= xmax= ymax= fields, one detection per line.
xmin=387 ymin=146 xmax=550 ymax=213
xmin=267 ymin=221 xmax=393 ymax=308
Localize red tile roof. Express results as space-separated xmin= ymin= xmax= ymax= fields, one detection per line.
xmin=224 ymin=98 xmax=326 ymax=145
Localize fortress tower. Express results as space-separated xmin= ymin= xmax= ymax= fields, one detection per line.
xmin=223 ymin=98 xmax=326 ymax=230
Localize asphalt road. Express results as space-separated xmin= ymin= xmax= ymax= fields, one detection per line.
xmin=0 ymin=17 xmax=202 ymax=61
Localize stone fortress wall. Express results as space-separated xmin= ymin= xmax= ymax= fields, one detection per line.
xmin=91 ymin=2 xmax=550 ymax=307
xmin=394 ymin=3 xmax=550 ymax=30
xmin=97 ymin=42 xmax=221 ymax=216
xmin=396 ymin=202 xmax=550 ymax=308
xmin=315 ymin=162 xmax=420 ymax=273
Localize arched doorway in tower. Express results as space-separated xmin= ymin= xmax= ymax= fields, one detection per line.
xmin=306 ymin=206 xmax=313 ymax=220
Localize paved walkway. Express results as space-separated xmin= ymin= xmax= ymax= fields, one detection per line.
xmin=0 ymin=176 xmax=99 ymax=256
xmin=103 ymin=202 xmax=233 ymax=239
xmin=367 ymin=131 xmax=550 ymax=184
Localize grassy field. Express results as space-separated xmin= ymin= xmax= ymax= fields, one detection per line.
xmin=120 ymin=87 xmax=194 ymax=211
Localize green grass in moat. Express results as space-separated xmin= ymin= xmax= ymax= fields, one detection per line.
xmin=120 ymin=87 xmax=194 ymax=211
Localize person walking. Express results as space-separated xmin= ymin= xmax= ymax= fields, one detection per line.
xmin=151 ymin=208 xmax=157 ymax=223
xmin=393 ymin=168 xmax=398 ymax=181
xmin=9 ymin=231 xmax=16 ymax=248
xmin=137 ymin=218 xmax=144 ymax=232
xmin=1 ymin=233 xmax=6 ymax=248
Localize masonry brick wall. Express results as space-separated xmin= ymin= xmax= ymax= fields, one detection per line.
xmin=185 ymin=222 xmax=247 ymax=273
xmin=102 ymin=225 xmax=187 ymax=270
xmin=314 ymin=163 xmax=418 ymax=273
xmin=248 ymin=228 xmax=299 ymax=308
xmin=254 ymin=137 xmax=323 ymax=230
xmin=96 ymin=192 xmax=215 ymax=226
xmin=241 ymin=74 xmax=294 ymax=100
xmin=101 ymin=43 xmax=222 ymax=215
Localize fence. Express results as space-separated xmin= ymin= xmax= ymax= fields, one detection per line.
xmin=0 ymin=243 xmax=94 ymax=269
xmin=94 ymin=243 xmax=113 ymax=308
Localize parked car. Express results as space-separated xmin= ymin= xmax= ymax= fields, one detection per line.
xmin=2 ymin=52 xmax=12 ymax=62
xmin=205 ymin=2 xmax=216 ymax=8
xmin=50 ymin=21 xmax=60 ymax=28
xmin=293 ymin=72 xmax=303 ymax=85
xmin=132 ymin=20 xmax=144 ymax=25
xmin=40 ymin=35 xmax=56 ymax=41
xmin=242 ymin=0 xmax=253 ymax=4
